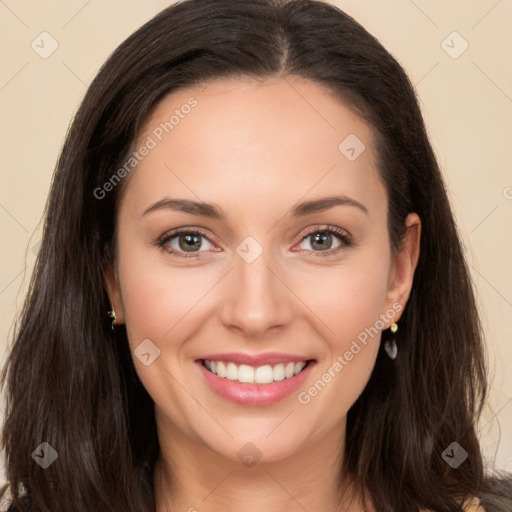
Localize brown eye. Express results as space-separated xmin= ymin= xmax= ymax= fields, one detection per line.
xmin=176 ymin=233 xmax=203 ymax=252
xmin=295 ymin=226 xmax=353 ymax=257
xmin=159 ymin=229 xmax=215 ymax=258
xmin=308 ymin=231 xmax=336 ymax=251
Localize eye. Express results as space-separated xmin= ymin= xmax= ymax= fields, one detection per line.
xmin=158 ymin=228 xmax=216 ymax=258
xmin=156 ymin=225 xmax=353 ymax=259
xmin=294 ymin=226 xmax=353 ymax=257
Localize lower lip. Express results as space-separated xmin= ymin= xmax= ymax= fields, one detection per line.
xmin=196 ymin=361 xmax=315 ymax=406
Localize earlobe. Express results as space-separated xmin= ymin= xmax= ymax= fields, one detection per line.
xmin=384 ymin=213 xmax=421 ymax=322
xmin=104 ymin=263 xmax=125 ymax=325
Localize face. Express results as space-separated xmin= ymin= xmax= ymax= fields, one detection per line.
xmin=106 ymin=76 xmax=420 ymax=465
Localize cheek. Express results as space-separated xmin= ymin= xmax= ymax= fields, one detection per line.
xmin=294 ymin=287 xmax=387 ymax=427
xmin=119 ymin=263 xmax=210 ymax=344
xmin=115 ymin=250 xmax=214 ymax=415
xmin=289 ymin=255 xmax=390 ymax=413
xmin=290 ymin=254 xmax=390 ymax=344
xmin=116 ymin=240 xmax=230 ymax=366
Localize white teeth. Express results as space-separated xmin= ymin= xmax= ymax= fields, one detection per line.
xmin=254 ymin=365 xmax=274 ymax=384
xmin=294 ymin=362 xmax=306 ymax=374
xmin=202 ymin=359 xmax=309 ymax=384
xmin=285 ymin=362 xmax=295 ymax=378
xmin=238 ymin=364 xmax=254 ymax=383
xmin=226 ymin=362 xmax=238 ymax=380
xmin=273 ymin=363 xmax=285 ymax=381
xmin=216 ymin=361 xmax=227 ymax=378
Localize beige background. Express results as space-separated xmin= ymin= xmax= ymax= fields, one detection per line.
xmin=0 ymin=0 xmax=511 ymax=480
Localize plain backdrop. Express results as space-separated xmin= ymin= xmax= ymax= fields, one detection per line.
xmin=1 ymin=0 xmax=511 ymax=480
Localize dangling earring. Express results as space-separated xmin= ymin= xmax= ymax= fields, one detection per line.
xmin=108 ymin=307 xmax=117 ymax=330
xmin=384 ymin=322 xmax=398 ymax=360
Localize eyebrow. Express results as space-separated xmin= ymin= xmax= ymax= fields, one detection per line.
xmin=142 ymin=195 xmax=369 ymax=219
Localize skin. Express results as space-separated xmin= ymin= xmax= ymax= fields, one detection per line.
xmin=105 ymin=76 xmax=421 ymax=512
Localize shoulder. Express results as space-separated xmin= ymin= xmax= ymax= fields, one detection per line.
xmin=419 ymin=497 xmax=485 ymax=512
xmin=463 ymin=498 xmax=486 ymax=512
xmin=0 ymin=483 xmax=12 ymax=512
xmin=0 ymin=483 xmax=11 ymax=512
xmin=478 ymin=473 xmax=512 ymax=512
xmin=0 ymin=482 xmax=29 ymax=512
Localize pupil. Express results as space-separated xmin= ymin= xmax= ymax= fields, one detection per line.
xmin=312 ymin=232 xmax=331 ymax=250
xmin=179 ymin=234 xmax=201 ymax=251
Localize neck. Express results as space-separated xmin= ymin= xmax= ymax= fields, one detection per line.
xmin=153 ymin=415 xmax=370 ymax=512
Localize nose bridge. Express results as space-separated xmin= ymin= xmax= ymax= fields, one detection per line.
xmin=219 ymin=237 xmax=294 ymax=335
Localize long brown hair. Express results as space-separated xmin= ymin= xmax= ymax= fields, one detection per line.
xmin=1 ymin=0 xmax=508 ymax=510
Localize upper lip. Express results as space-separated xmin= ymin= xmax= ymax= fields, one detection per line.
xmin=197 ymin=352 xmax=315 ymax=367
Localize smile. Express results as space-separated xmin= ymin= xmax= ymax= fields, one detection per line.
xmin=202 ymin=359 xmax=308 ymax=384
xmin=196 ymin=354 xmax=316 ymax=406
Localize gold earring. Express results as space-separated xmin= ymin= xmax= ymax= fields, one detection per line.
xmin=384 ymin=322 xmax=398 ymax=360
xmin=108 ymin=308 xmax=117 ymax=330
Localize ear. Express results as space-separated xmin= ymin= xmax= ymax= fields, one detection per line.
xmin=104 ymin=262 xmax=125 ymax=325
xmin=383 ymin=212 xmax=421 ymax=324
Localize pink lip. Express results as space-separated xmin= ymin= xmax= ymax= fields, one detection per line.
xmin=196 ymin=359 xmax=316 ymax=406
xmin=197 ymin=352 xmax=311 ymax=366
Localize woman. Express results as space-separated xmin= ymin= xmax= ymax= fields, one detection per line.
xmin=1 ymin=0 xmax=510 ymax=510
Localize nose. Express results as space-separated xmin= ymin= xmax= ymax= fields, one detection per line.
xmin=219 ymin=244 xmax=295 ymax=337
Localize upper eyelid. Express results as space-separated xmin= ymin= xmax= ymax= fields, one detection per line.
xmin=159 ymin=227 xmax=217 ymax=246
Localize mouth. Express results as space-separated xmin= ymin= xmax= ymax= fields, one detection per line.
xmin=195 ymin=355 xmax=316 ymax=406
xmin=200 ymin=358 xmax=313 ymax=384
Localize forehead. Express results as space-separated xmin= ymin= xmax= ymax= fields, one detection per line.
xmin=121 ymin=76 xmax=385 ymax=222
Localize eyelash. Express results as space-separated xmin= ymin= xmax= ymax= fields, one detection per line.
xmin=156 ymin=225 xmax=354 ymax=259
